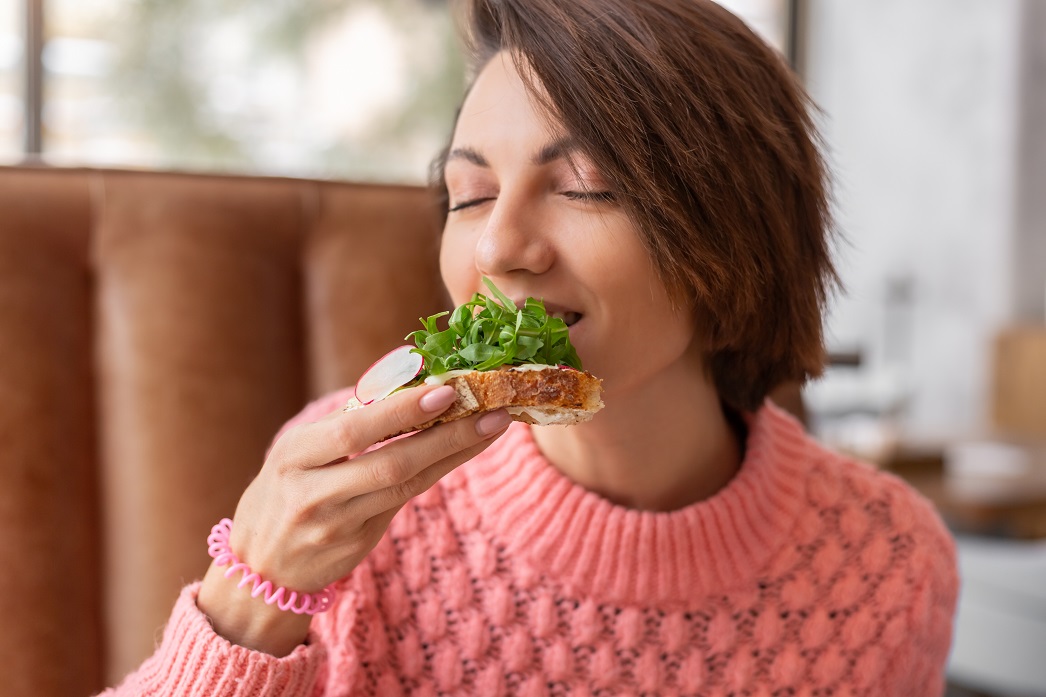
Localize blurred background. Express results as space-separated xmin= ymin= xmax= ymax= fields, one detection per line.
xmin=1 ymin=0 xmax=1044 ymax=695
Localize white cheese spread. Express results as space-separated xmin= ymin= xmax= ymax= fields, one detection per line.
xmin=422 ymin=364 xmax=560 ymax=385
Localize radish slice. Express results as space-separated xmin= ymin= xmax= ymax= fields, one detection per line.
xmin=355 ymin=345 xmax=425 ymax=405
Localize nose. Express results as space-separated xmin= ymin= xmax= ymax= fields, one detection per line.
xmin=474 ymin=191 xmax=554 ymax=278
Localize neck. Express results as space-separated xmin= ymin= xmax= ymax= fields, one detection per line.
xmin=531 ymin=358 xmax=742 ymax=511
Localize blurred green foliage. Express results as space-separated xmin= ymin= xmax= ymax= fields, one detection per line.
xmin=106 ymin=0 xmax=466 ymax=181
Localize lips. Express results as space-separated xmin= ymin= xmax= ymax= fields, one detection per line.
xmin=550 ymin=311 xmax=582 ymax=327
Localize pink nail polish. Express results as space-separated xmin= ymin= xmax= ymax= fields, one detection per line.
xmin=476 ymin=410 xmax=511 ymax=436
xmin=419 ymin=385 xmax=457 ymax=412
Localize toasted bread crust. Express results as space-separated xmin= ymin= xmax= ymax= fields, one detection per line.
xmin=366 ymin=366 xmax=603 ymax=437
xmin=464 ymin=367 xmax=600 ymax=410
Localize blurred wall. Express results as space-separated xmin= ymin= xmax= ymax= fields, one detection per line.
xmin=802 ymin=0 xmax=1038 ymax=438
xmin=1015 ymin=0 xmax=1046 ymax=324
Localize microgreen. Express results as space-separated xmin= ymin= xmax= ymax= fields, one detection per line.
xmin=404 ymin=277 xmax=583 ymax=381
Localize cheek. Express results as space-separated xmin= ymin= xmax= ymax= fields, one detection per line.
xmin=588 ymin=214 xmax=651 ymax=271
xmin=439 ymin=230 xmax=476 ymax=305
xmin=604 ymin=237 xmax=695 ymax=353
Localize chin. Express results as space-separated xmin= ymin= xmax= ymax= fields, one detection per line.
xmin=571 ymin=329 xmax=617 ymax=392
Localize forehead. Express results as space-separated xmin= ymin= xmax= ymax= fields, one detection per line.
xmin=451 ymin=52 xmax=563 ymax=150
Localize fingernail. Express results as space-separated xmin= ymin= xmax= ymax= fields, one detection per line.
xmin=419 ymin=385 xmax=457 ymax=413
xmin=476 ymin=409 xmax=512 ymax=436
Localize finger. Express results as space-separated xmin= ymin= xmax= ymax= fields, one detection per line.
xmin=351 ymin=423 xmax=510 ymax=520
xmin=321 ymin=408 xmax=512 ymax=495
xmin=360 ymin=504 xmax=403 ymax=541
xmin=287 ymin=384 xmax=460 ymax=470
xmin=345 ymin=383 xmax=464 ymax=448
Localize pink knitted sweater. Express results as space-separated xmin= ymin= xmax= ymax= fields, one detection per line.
xmin=102 ymin=391 xmax=958 ymax=696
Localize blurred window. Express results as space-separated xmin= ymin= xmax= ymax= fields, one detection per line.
xmin=0 ymin=1 xmax=23 ymax=160
xmin=39 ymin=0 xmax=466 ymax=183
xmin=8 ymin=0 xmax=793 ymax=183
xmin=716 ymin=0 xmax=793 ymax=56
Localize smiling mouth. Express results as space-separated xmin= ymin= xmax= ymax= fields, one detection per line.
xmin=550 ymin=311 xmax=583 ymax=327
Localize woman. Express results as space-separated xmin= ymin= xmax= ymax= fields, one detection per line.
xmin=102 ymin=0 xmax=958 ymax=694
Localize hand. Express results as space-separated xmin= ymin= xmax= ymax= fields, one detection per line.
xmin=197 ymin=384 xmax=511 ymax=655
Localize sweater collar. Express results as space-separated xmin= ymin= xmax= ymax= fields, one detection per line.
xmin=462 ymin=400 xmax=813 ymax=607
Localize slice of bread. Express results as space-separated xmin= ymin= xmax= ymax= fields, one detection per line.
xmin=346 ymin=365 xmax=604 ymax=436
xmin=421 ymin=365 xmax=604 ymax=429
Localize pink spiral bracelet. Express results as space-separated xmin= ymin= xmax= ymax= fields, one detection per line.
xmin=207 ymin=518 xmax=336 ymax=615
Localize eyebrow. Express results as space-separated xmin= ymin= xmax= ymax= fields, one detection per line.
xmin=445 ymin=146 xmax=488 ymax=167
xmin=445 ymin=136 xmax=577 ymax=169
xmin=532 ymin=136 xmax=577 ymax=166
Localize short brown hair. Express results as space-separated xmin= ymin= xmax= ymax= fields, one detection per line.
xmin=434 ymin=0 xmax=840 ymax=412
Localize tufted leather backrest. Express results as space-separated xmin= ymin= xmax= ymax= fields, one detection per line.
xmin=0 ymin=166 xmax=448 ymax=695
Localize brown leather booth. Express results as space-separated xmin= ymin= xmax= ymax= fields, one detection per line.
xmin=0 ymin=165 xmax=807 ymax=696
xmin=0 ymin=166 xmax=447 ymax=696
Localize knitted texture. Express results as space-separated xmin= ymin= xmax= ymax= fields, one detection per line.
xmin=99 ymin=582 xmax=322 ymax=696
xmin=102 ymin=390 xmax=958 ymax=697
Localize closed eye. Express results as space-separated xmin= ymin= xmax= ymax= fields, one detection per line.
xmin=447 ymin=197 xmax=495 ymax=213
xmin=563 ymin=190 xmax=616 ymax=203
